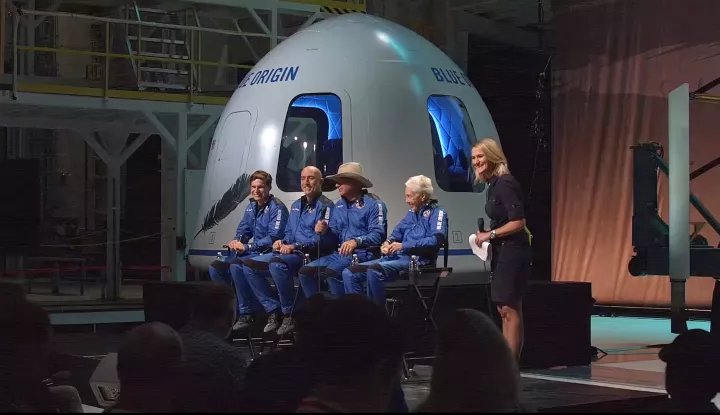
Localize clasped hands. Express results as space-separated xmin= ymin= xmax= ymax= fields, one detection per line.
xmin=272 ymin=240 xmax=295 ymax=254
xmin=381 ymin=241 xmax=403 ymax=255
xmin=227 ymin=240 xmax=246 ymax=252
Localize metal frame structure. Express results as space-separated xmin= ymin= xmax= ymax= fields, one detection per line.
xmin=0 ymin=0 xmax=366 ymax=303
xmin=629 ymin=81 xmax=720 ymax=334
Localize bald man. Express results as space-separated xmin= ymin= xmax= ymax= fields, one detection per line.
xmin=111 ymin=322 xmax=183 ymax=413
xmin=243 ymin=166 xmax=337 ymax=335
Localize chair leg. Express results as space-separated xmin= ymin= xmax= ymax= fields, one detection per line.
xmin=401 ymin=354 xmax=411 ymax=380
xmin=246 ymin=331 xmax=257 ymax=360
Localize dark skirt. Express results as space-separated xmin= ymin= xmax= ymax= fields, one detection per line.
xmin=490 ymin=238 xmax=532 ymax=305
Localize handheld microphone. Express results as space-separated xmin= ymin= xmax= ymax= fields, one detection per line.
xmin=478 ymin=218 xmax=485 ymax=232
xmin=316 ymin=206 xmax=328 ymax=235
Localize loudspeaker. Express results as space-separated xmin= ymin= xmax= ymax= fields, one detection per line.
xmin=521 ymin=281 xmax=594 ymax=368
xmin=392 ymin=281 xmax=593 ymax=369
xmin=0 ymin=159 xmax=41 ymax=255
xmin=142 ymin=281 xmax=218 ymax=329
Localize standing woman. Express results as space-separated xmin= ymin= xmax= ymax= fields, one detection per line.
xmin=472 ymin=138 xmax=532 ymax=361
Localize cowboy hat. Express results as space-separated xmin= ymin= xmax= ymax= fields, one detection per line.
xmin=325 ymin=162 xmax=373 ymax=188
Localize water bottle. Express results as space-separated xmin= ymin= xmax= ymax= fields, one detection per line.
xmin=410 ymin=255 xmax=419 ymax=272
xmin=304 ymin=253 xmax=310 ymax=265
xmin=352 ymin=254 xmax=359 ymax=266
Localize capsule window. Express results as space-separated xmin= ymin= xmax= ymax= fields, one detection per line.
xmin=427 ymin=95 xmax=481 ymax=193
xmin=276 ymin=94 xmax=343 ymax=192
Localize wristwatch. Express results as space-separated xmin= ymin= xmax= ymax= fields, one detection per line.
xmin=490 ymin=230 xmax=497 ymax=240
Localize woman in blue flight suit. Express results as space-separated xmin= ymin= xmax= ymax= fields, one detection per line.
xmin=471 ymin=138 xmax=532 ymax=362
xmin=342 ymin=175 xmax=448 ymax=304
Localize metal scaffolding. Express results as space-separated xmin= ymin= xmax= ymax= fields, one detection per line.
xmin=0 ymin=0 xmax=367 ymax=304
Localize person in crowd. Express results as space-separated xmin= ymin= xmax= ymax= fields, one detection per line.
xmin=241 ymin=294 xmax=330 ymax=413
xmin=0 ymin=299 xmax=80 ymax=413
xmin=298 ymin=162 xmax=387 ymax=298
xmin=108 ymin=322 xmax=184 ymax=413
xmin=243 ymin=293 xmax=409 ymax=413
xmin=243 ymin=166 xmax=336 ymax=335
xmin=416 ymin=309 xmax=523 ymax=413
xmin=659 ymin=328 xmax=720 ymax=413
xmin=471 ymin=138 xmax=532 ymax=361
xmin=296 ymin=294 xmax=405 ymax=413
xmin=208 ymin=170 xmax=290 ymax=330
xmin=342 ymin=175 xmax=447 ymax=304
xmin=173 ymin=283 xmax=247 ymax=413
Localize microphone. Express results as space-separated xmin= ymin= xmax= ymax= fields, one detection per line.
xmin=315 ymin=206 xmax=328 ymax=235
xmin=478 ymin=218 xmax=485 ymax=233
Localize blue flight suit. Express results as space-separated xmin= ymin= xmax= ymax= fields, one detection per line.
xmin=208 ymin=196 xmax=289 ymax=316
xmin=298 ymin=191 xmax=388 ymax=298
xmin=343 ymin=201 xmax=448 ymax=304
xmin=243 ymin=195 xmax=336 ymax=315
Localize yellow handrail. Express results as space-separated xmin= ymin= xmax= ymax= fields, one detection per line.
xmin=290 ymin=0 xmax=366 ymax=11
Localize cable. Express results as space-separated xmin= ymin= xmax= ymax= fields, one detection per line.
xmin=526 ymin=56 xmax=552 ymax=206
xmin=39 ymin=232 xmax=160 ymax=248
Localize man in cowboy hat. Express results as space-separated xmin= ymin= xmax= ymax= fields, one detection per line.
xmin=297 ymin=162 xmax=388 ymax=298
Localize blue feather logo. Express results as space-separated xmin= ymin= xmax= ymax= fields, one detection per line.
xmin=193 ymin=173 xmax=252 ymax=239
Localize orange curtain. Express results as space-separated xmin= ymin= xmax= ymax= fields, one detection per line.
xmin=551 ymin=0 xmax=720 ymax=307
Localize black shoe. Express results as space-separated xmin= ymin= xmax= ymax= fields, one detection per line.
xmin=233 ymin=315 xmax=253 ymax=331
xmin=264 ymin=311 xmax=282 ymax=333
xmin=276 ymin=315 xmax=296 ymax=336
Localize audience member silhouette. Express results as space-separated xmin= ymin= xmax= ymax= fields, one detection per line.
xmin=173 ymin=283 xmax=248 ymax=412
xmin=296 ymin=294 xmax=405 ymax=413
xmin=660 ymin=329 xmax=720 ymax=413
xmin=0 ymin=299 xmax=72 ymax=413
xmin=107 ymin=322 xmax=184 ymax=413
xmin=417 ymin=309 xmax=524 ymax=413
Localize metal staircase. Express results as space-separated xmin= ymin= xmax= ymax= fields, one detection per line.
xmin=121 ymin=2 xmax=197 ymax=92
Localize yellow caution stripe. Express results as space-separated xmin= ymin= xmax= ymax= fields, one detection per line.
xmin=320 ymin=6 xmax=366 ymax=14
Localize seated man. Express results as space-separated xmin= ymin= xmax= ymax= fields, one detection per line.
xmin=298 ymin=162 xmax=388 ymax=298
xmin=243 ymin=166 xmax=336 ymax=335
xmin=342 ymin=175 xmax=448 ymax=304
xmin=208 ymin=170 xmax=289 ymax=330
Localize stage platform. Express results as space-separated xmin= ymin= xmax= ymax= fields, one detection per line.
xmin=53 ymin=316 xmax=718 ymax=412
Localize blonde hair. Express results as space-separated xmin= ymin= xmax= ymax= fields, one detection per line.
xmin=405 ymin=175 xmax=434 ymax=199
xmin=473 ymin=138 xmax=510 ymax=183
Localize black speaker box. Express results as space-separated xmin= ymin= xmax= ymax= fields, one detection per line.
xmin=142 ymin=281 xmax=218 ymax=329
xmin=391 ymin=281 xmax=593 ymax=369
xmin=521 ymin=281 xmax=594 ymax=369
